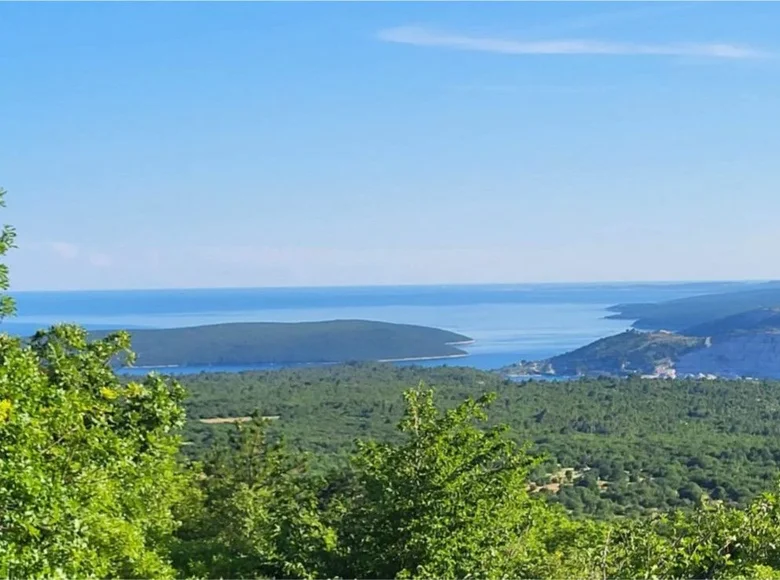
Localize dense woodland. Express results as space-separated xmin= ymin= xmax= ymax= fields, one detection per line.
xmin=180 ymin=364 xmax=780 ymax=519
xmin=6 ymin=188 xmax=780 ymax=578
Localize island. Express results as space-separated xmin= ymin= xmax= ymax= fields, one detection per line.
xmin=91 ymin=319 xmax=474 ymax=368
xmin=503 ymin=307 xmax=780 ymax=380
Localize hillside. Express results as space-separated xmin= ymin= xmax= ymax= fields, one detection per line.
xmin=606 ymin=282 xmax=780 ymax=331
xmin=502 ymin=330 xmax=705 ymax=378
xmin=504 ymin=307 xmax=780 ymax=380
xmin=93 ymin=320 xmax=472 ymax=367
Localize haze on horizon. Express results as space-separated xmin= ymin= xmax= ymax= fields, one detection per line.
xmin=2 ymin=2 xmax=779 ymax=291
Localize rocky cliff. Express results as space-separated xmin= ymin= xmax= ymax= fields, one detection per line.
xmin=503 ymin=308 xmax=780 ymax=380
xmin=676 ymin=333 xmax=780 ymax=379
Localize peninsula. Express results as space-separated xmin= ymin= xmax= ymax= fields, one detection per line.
xmin=503 ymin=307 xmax=780 ymax=380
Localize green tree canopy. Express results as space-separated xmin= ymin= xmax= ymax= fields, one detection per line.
xmin=0 ymin=326 xmax=189 ymax=578
xmin=326 ymin=386 xmax=598 ymax=579
xmin=172 ymin=416 xmax=335 ymax=579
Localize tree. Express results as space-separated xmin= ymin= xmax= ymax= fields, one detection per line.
xmin=0 ymin=189 xmax=190 ymax=578
xmin=0 ymin=187 xmax=16 ymax=318
xmin=601 ymin=486 xmax=780 ymax=578
xmin=0 ymin=325 xmax=190 ymax=578
xmin=679 ymin=481 xmax=705 ymax=503
xmin=326 ymin=385 xmax=601 ymax=579
xmin=171 ymin=416 xmax=335 ymax=579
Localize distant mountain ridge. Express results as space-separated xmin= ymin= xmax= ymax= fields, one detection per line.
xmin=684 ymin=307 xmax=780 ymax=339
xmin=606 ymin=282 xmax=780 ymax=331
xmin=91 ymin=320 xmax=473 ymax=368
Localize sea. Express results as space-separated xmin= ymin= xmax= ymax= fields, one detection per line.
xmin=4 ymin=281 xmax=754 ymax=374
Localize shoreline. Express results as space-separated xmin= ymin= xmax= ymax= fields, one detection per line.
xmin=377 ymin=353 xmax=470 ymax=363
xmin=127 ymin=337 xmax=477 ymax=370
xmin=125 ymin=352 xmax=471 ymax=371
xmin=134 ymin=364 xmax=180 ymax=369
xmin=446 ymin=339 xmax=476 ymax=346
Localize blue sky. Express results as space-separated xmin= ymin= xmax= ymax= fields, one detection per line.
xmin=2 ymin=1 xmax=779 ymax=290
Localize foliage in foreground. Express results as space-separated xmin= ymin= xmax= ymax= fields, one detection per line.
xmin=174 ymin=386 xmax=600 ymax=579
xmin=326 ymin=389 xmax=589 ymax=579
xmin=172 ymin=415 xmax=334 ymax=579
xmin=0 ymin=326 xmax=189 ymax=578
xmin=6 ymin=325 xmax=780 ymax=578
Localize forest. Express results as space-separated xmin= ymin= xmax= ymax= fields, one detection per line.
xmin=180 ymin=363 xmax=780 ymax=519
xmin=5 ymin=187 xmax=780 ymax=578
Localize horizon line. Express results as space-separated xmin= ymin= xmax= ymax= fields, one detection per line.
xmin=7 ymin=279 xmax=774 ymax=295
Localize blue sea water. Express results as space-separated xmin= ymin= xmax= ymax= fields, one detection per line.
xmin=5 ymin=281 xmax=756 ymax=373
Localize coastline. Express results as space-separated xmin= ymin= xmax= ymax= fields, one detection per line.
xmin=446 ymin=339 xmax=476 ymax=346
xmin=377 ymin=353 xmax=469 ymax=363
xmin=134 ymin=364 xmax=181 ymax=369
xmin=124 ymin=352 xmax=471 ymax=372
xmin=128 ymin=337 xmax=476 ymax=370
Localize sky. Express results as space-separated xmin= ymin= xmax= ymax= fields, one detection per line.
xmin=2 ymin=1 xmax=780 ymax=291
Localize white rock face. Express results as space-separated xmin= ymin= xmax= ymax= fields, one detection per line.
xmin=676 ymin=333 xmax=780 ymax=379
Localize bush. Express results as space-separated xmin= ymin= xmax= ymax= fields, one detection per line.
xmin=0 ymin=325 xmax=189 ymax=578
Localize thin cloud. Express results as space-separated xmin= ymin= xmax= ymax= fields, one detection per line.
xmin=50 ymin=242 xmax=79 ymax=261
xmin=88 ymin=252 xmax=113 ymax=268
xmin=378 ymin=26 xmax=768 ymax=60
xmin=45 ymin=242 xmax=114 ymax=268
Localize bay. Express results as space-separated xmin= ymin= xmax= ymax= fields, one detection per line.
xmin=5 ymin=281 xmax=754 ymax=372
